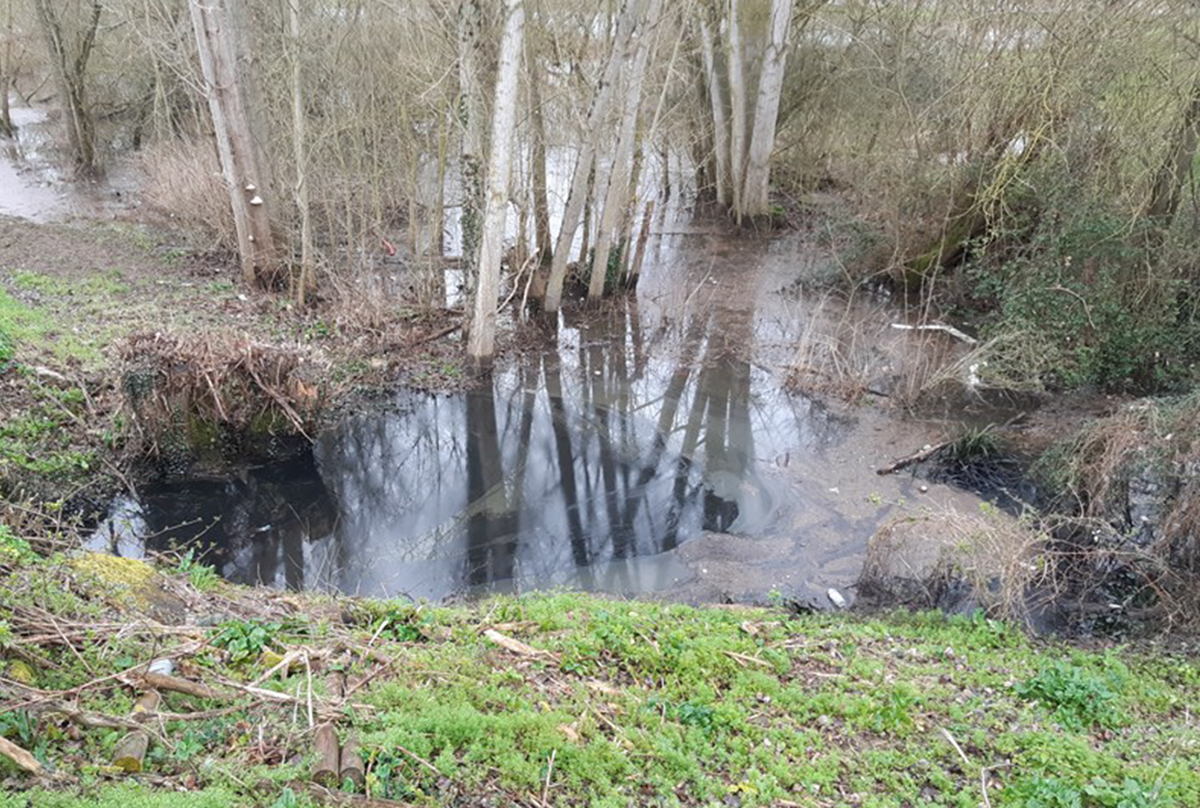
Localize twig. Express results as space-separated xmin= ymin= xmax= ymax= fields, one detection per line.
xmin=395 ymin=744 xmax=442 ymax=778
xmin=723 ymin=651 xmax=773 ymax=668
xmin=482 ymin=629 xmax=557 ymax=660
xmin=939 ymin=726 xmax=971 ymax=768
xmin=304 ymin=653 xmax=315 ymax=730
xmin=890 ymin=322 xmax=978 ymax=345
xmin=542 ymin=748 xmax=557 ymax=806
xmin=876 ymin=440 xmax=951 ymax=475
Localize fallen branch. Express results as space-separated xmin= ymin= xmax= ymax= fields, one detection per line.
xmin=0 ymin=736 xmax=43 ymax=775
xmin=139 ymin=672 xmax=226 ymax=700
xmin=890 ymin=322 xmax=978 ymax=345
xmin=313 ymin=723 xmax=340 ymax=787
xmin=876 ymin=440 xmax=951 ymax=475
xmin=483 ymin=629 xmax=557 ymax=660
xmin=113 ymin=691 xmax=161 ymax=773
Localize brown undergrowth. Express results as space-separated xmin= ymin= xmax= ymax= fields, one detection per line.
xmin=118 ymin=332 xmax=328 ymax=457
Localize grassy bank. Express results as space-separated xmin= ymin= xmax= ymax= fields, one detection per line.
xmin=1 ymin=550 xmax=1197 ymax=808
xmin=0 ymin=217 xmax=465 ymax=510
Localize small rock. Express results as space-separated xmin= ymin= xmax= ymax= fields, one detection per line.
xmin=148 ymin=658 xmax=174 ymax=676
xmin=827 ymin=588 xmax=847 ymax=609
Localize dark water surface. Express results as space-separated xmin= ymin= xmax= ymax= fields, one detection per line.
xmin=92 ymin=227 xmax=991 ymax=603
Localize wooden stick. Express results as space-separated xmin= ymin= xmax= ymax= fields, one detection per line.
xmin=876 ymin=440 xmax=951 ymax=475
xmin=339 ymin=734 xmax=364 ymax=790
xmin=140 ymin=672 xmax=225 ymax=700
xmin=483 ymin=629 xmax=556 ymax=660
xmin=541 ymin=748 xmax=557 ymax=806
xmin=313 ymin=723 xmax=340 ymax=787
xmin=0 ymin=736 xmax=42 ymax=775
xmin=113 ymin=691 xmax=162 ymax=773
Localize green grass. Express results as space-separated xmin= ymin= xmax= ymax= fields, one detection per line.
xmin=2 ymin=554 xmax=1198 ymax=808
xmin=0 ymin=281 xmax=105 ymax=367
xmin=0 ymin=376 xmax=95 ymax=484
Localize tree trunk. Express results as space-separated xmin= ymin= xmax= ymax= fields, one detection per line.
xmin=739 ymin=0 xmax=792 ymax=221
xmin=578 ymin=163 xmax=594 ymax=265
xmin=588 ymin=0 xmax=663 ymax=303
xmin=526 ymin=28 xmax=552 ymax=265
xmin=458 ymin=0 xmax=487 ymax=279
xmin=189 ymin=0 xmax=278 ymax=287
xmin=0 ymin=0 xmax=14 ymax=138
xmin=1145 ymin=76 xmax=1200 ymax=226
xmin=31 ymin=0 xmax=101 ymax=175
xmin=725 ymin=0 xmax=748 ymax=222
xmin=699 ymin=16 xmax=730 ymax=207
xmin=289 ymin=0 xmax=314 ymax=306
xmin=542 ymin=0 xmax=638 ymax=313
xmin=627 ymin=200 xmax=655 ymax=288
xmin=468 ymin=0 xmax=525 ymax=364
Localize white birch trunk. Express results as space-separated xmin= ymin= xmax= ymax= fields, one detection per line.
xmin=740 ymin=0 xmax=791 ymax=219
xmin=542 ymin=0 xmax=638 ymax=313
xmin=588 ymin=0 xmax=663 ymax=302
xmin=188 ymin=0 xmax=276 ymax=287
xmin=725 ymin=0 xmax=748 ymax=223
xmin=468 ymin=0 xmax=524 ymax=363
xmin=699 ymin=16 xmax=731 ymax=208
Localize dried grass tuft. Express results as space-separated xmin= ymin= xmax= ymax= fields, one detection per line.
xmin=859 ymin=504 xmax=1051 ymax=625
xmin=138 ymin=141 xmax=238 ymax=255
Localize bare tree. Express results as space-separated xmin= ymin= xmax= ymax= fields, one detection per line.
xmin=542 ymin=0 xmax=639 ymax=313
xmin=1145 ymin=71 xmax=1200 ymax=227
xmin=587 ymin=0 xmax=664 ymax=302
xmin=31 ymin=0 xmax=101 ymax=174
xmin=288 ymin=0 xmax=313 ymax=305
xmin=188 ymin=0 xmax=277 ymax=287
xmin=699 ymin=14 xmax=730 ymax=206
xmin=740 ymin=0 xmax=792 ymax=220
xmin=468 ymin=0 xmax=524 ymax=363
xmin=700 ymin=0 xmax=796 ymax=224
xmin=526 ymin=16 xmax=552 ymax=265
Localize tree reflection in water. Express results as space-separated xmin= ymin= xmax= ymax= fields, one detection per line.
xmin=93 ymin=288 xmax=855 ymax=600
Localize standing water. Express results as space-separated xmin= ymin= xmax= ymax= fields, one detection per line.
xmin=93 ymin=222 xmax=996 ymax=605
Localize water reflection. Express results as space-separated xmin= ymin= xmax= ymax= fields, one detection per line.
xmin=92 ymin=233 xmax=872 ymax=601
xmin=308 ymin=305 xmax=776 ymax=598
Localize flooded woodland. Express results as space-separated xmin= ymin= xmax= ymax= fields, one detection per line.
xmin=5 ymin=3 xmax=1200 ymax=807
xmin=3 ymin=0 xmax=1200 ymax=627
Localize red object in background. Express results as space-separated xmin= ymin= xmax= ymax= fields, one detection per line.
xmin=381 ymin=238 xmax=396 ymax=257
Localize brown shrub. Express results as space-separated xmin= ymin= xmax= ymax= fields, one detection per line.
xmin=118 ymin=332 xmax=327 ymax=457
xmin=138 ymin=141 xmax=237 ymax=255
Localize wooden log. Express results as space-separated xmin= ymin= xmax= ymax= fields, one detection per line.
xmin=113 ymin=691 xmax=161 ymax=773
xmin=0 ymin=736 xmax=42 ymax=775
xmin=141 ymin=672 xmax=224 ymax=700
xmin=339 ymin=734 xmax=364 ymax=790
xmin=313 ymin=723 xmax=340 ymax=787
